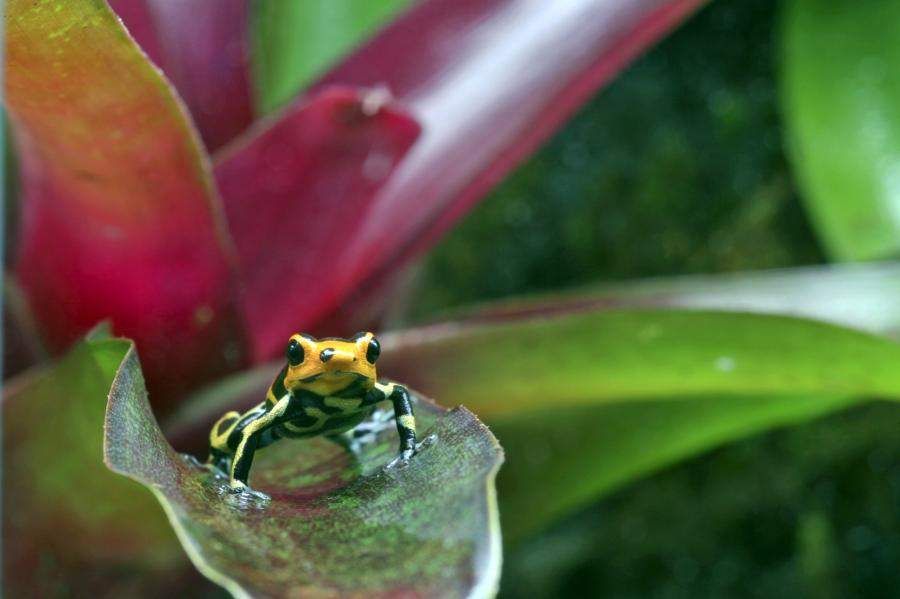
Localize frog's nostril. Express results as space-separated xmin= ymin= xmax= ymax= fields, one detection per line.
xmin=320 ymin=349 xmax=336 ymax=363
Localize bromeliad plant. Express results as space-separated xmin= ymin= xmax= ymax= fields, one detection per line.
xmin=5 ymin=0 xmax=900 ymax=596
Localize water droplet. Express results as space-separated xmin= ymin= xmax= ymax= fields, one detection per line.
xmin=714 ymin=356 xmax=736 ymax=372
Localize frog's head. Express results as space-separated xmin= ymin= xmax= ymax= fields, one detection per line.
xmin=282 ymin=332 xmax=380 ymax=394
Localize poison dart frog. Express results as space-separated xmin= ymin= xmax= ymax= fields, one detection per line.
xmin=207 ymin=332 xmax=418 ymax=493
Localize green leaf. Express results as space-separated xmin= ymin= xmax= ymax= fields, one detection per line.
xmin=104 ymin=345 xmax=504 ymax=597
xmin=2 ymin=329 xmax=182 ymax=595
xmin=380 ymin=309 xmax=900 ymax=541
xmin=443 ymin=262 xmax=900 ymax=340
xmin=250 ymin=0 xmax=412 ymax=113
xmin=782 ymin=0 xmax=900 ymax=261
xmin=384 ymin=310 xmax=900 ymax=415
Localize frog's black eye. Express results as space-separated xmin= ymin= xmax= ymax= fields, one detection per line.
xmin=366 ymin=337 xmax=381 ymax=364
xmin=286 ymin=339 xmax=305 ymax=366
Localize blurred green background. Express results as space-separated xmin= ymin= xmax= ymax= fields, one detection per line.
xmin=409 ymin=0 xmax=900 ymax=596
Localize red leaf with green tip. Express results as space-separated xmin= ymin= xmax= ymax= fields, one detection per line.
xmin=214 ymin=86 xmax=421 ymax=361
xmin=229 ymin=0 xmax=704 ymax=358
xmin=110 ymin=0 xmax=255 ymax=151
xmin=5 ymin=0 xmax=244 ymax=405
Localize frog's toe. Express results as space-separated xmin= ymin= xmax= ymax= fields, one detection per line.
xmin=386 ymin=449 xmax=415 ymax=470
xmin=227 ymin=481 xmax=249 ymax=494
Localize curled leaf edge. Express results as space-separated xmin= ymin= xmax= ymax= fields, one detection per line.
xmin=102 ymin=344 xmax=505 ymax=598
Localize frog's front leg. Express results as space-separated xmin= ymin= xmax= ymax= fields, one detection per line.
xmin=371 ymin=382 xmax=417 ymax=460
xmin=228 ymin=396 xmax=291 ymax=491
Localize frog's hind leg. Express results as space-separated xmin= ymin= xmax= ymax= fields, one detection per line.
xmin=207 ymin=411 xmax=241 ymax=473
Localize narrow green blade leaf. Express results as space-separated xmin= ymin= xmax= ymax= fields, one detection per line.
xmin=104 ymin=346 xmax=504 ymax=597
xmin=782 ymin=0 xmax=900 ymax=260
xmin=2 ymin=330 xmax=182 ymax=595
xmin=380 ymin=308 xmax=900 ymax=540
xmin=382 ymin=310 xmax=900 ymax=416
xmin=250 ymin=0 xmax=412 ymax=113
xmin=445 ymin=262 xmax=900 ymax=339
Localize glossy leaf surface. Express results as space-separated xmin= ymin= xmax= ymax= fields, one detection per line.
xmin=5 ymin=0 xmax=243 ymax=404
xmin=382 ymin=310 xmax=900 ymax=413
xmin=437 ymin=262 xmax=900 ymax=340
xmin=105 ymin=345 xmax=504 ymax=597
xmin=379 ymin=307 xmax=900 ymax=540
xmin=782 ymin=0 xmax=900 ymax=261
xmin=110 ymin=0 xmax=255 ymax=151
xmin=2 ymin=330 xmax=182 ymax=596
xmin=251 ymin=0 xmax=412 ymax=113
xmin=231 ymin=0 xmax=703 ymax=357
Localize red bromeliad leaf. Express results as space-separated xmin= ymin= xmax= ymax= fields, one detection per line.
xmin=109 ymin=0 xmax=255 ymax=151
xmin=105 ymin=1 xmax=164 ymax=64
xmin=227 ymin=0 xmax=705 ymax=358
xmin=317 ymin=0 xmax=706 ymax=312
xmin=5 ymin=0 xmax=244 ymax=406
xmin=214 ymin=86 xmax=421 ymax=361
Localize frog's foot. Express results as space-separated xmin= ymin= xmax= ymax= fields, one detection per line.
xmin=227 ymin=480 xmax=270 ymax=501
xmin=385 ymin=435 xmax=437 ymax=470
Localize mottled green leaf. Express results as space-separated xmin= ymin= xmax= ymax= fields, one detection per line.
xmin=782 ymin=0 xmax=900 ymax=260
xmin=104 ymin=345 xmax=504 ymax=597
xmin=2 ymin=329 xmax=182 ymax=595
xmin=250 ymin=0 xmax=412 ymax=113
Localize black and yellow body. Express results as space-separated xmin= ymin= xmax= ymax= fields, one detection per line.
xmin=207 ymin=332 xmax=417 ymax=492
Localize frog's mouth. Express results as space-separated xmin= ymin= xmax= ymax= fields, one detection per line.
xmin=299 ymin=371 xmax=366 ymax=383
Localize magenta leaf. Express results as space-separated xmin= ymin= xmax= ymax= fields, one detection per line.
xmin=110 ymin=0 xmax=255 ymax=151
xmin=214 ymin=86 xmax=421 ymax=361
xmin=313 ymin=0 xmax=705 ymax=308
xmin=224 ymin=0 xmax=704 ymax=357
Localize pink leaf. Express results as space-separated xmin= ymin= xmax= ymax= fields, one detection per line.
xmin=110 ymin=0 xmax=255 ymax=151
xmin=316 ymin=0 xmax=705 ymax=303
xmin=214 ymin=86 xmax=421 ymax=360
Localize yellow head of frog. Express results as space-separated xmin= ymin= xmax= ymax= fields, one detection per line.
xmin=282 ymin=332 xmax=380 ymax=395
